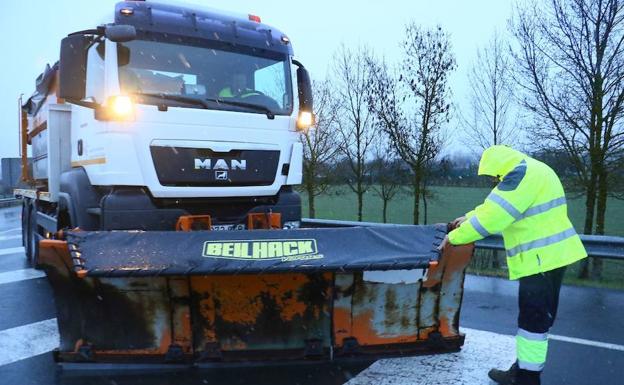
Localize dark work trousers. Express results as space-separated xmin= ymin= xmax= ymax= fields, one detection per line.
xmin=516 ymin=265 xmax=567 ymax=385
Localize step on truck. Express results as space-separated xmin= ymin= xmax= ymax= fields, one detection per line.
xmin=15 ymin=0 xmax=473 ymax=369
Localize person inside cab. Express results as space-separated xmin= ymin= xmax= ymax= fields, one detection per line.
xmin=218 ymin=73 xmax=260 ymax=99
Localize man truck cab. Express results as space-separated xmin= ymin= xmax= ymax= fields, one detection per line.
xmin=20 ymin=0 xmax=314 ymax=255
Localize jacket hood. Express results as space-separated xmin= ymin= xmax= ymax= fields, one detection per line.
xmin=478 ymin=145 xmax=527 ymax=177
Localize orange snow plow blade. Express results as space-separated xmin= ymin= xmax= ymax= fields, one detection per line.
xmin=38 ymin=222 xmax=472 ymax=368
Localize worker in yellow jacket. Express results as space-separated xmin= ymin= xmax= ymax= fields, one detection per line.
xmin=439 ymin=145 xmax=587 ymax=385
xmin=218 ymin=73 xmax=261 ymax=99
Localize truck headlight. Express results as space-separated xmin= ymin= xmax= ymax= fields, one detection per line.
xmin=95 ymin=95 xmax=135 ymax=121
xmin=110 ymin=95 xmax=134 ymax=118
xmin=296 ymin=111 xmax=314 ymax=131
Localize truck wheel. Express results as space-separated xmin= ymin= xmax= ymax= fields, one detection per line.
xmin=21 ymin=200 xmax=29 ymax=247
xmin=26 ymin=201 xmax=40 ymax=266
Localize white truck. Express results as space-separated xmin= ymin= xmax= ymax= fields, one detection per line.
xmin=14 ymin=1 xmax=472 ymax=367
xmin=17 ymin=0 xmax=314 ymax=265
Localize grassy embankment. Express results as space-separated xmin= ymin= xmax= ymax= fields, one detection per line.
xmin=301 ymin=185 xmax=624 ymax=289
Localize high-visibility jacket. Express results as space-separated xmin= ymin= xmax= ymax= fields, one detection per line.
xmin=448 ymin=145 xmax=587 ymax=280
xmin=218 ymin=87 xmax=259 ymax=98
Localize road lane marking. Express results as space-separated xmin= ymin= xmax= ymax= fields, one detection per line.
xmin=348 ymin=327 xmax=624 ymax=385
xmin=0 ymin=318 xmax=59 ymax=367
xmin=0 ymin=235 xmax=21 ymax=242
xmin=549 ymin=333 xmax=624 ymax=352
xmin=348 ymin=328 xmax=516 ymax=385
xmin=0 ymin=269 xmax=45 ymax=285
xmin=0 ymin=227 xmax=20 ymax=235
xmin=462 ymin=327 xmax=624 ymax=353
xmin=0 ymin=247 xmax=24 ymax=256
xmin=0 ymin=320 xmax=620 ymax=370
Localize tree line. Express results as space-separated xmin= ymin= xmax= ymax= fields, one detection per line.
xmin=299 ymin=0 xmax=624 ymax=279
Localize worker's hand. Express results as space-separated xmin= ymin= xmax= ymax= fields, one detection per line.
xmin=437 ymin=234 xmax=451 ymax=252
xmin=439 ymin=216 xmax=465 ymax=251
xmin=450 ymin=216 xmax=467 ymax=230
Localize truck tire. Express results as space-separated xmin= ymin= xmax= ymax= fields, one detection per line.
xmin=26 ymin=201 xmax=40 ymax=266
xmin=21 ymin=200 xmax=29 ymax=247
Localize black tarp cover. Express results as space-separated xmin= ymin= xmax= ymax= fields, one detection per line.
xmin=22 ymin=62 xmax=59 ymax=116
xmin=65 ymin=224 xmax=447 ymax=277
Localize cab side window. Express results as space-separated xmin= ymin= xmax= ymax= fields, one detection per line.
xmin=254 ymin=61 xmax=289 ymax=109
xmin=85 ymin=42 xmax=105 ymax=103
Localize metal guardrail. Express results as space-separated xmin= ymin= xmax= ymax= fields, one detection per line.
xmin=476 ymin=233 xmax=624 ymax=260
xmin=302 ymin=219 xmax=624 ymax=260
xmin=0 ymin=197 xmax=19 ymax=208
xmin=302 ymin=218 xmax=399 ymax=228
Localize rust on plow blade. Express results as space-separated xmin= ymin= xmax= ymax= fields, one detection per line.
xmin=38 ymin=224 xmax=473 ymax=366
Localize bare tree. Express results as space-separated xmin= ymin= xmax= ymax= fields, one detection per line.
xmin=370 ymin=135 xmax=403 ymax=223
xmin=366 ymin=25 xmax=454 ymax=225
xmin=608 ymin=154 xmax=624 ymax=199
xmin=462 ymin=31 xmax=517 ymax=270
xmin=333 ymin=44 xmax=375 ymax=221
xmin=401 ymin=25 xmax=454 ymax=224
xmin=420 ymin=162 xmax=439 ymax=225
xmin=300 ymin=80 xmax=340 ymax=218
xmin=511 ymin=0 xmax=624 ymax=279
xmin=463 ymin=31 xmax=519 ymax=150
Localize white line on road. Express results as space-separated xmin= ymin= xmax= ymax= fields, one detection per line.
xmin=348 ymin=328 xmax=516 ymax=385
xmin=348 ymin=327 xmax=624 ymax=385
xmin=0 ymin=247 xmax=24 ymax=256
xmin=550 ymin=333 xmax=624 ymax=352
xmin=0 ymin=320 xmax=620 ymax=370
xmin=462 ymin=327 xmax=624 ymax=353
xmin=0 ymin=235 xmax=21 ymax=242
xmin=0 ymin=318 xmax=59 ymax=367
xmin=0 ymin=269 xmax=45 ymax=285
xmin=0 ymin=227 xmax=20 ymax=235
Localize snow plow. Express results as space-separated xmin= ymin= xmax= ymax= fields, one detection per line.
xmin=39 ymin=220 xmax=472 ymax=368
xmin=15 ymin=0 xmax=474 ymax=369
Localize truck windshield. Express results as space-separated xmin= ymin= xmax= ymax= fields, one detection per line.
xmin=117 ymin=39 xmax=293 ymax=115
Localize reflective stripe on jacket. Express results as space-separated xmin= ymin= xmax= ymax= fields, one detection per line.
xmin=448 ymin=145 xmax=587 ymax=280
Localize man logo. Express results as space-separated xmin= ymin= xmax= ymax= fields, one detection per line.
xmin=215 ymin=170 xmax=228 ymax=180
xmin=194 ymin=158 xmax=247 ymax=170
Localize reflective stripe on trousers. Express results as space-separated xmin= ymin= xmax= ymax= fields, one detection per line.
xmin=516 ymin=328 xmax=548 ymax=371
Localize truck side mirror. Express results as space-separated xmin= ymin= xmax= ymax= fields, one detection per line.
xmin=59 ymin=34 xmax=93 ymax=101
xmin=105 ymin=24 xmax=136 ymax=43
xmin=296 ymin=66 xmax=313 ymax=112
xmin=295 ymin=63 xmax=315 ymax=130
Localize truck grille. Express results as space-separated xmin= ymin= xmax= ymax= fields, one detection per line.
xmin=150 ymin=146 xmax=279 ymax=187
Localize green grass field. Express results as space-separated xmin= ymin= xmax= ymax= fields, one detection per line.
xmin=301 ymin=185 xmax=624 ymax=289
xmin=301 ymin=185 xmax=624 ymax=236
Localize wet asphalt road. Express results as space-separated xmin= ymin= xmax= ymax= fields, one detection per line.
xmin=0 ymin=205 xmax=622 ymax=385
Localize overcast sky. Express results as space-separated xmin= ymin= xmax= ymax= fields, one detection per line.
xmin=0 ymin=0 xmax=512 ymax=159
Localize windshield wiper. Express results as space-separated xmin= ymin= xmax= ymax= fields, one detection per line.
xmin=135 ymin=93 xmax=210 ymax=109
xmin=134 ymin=93 xmax=276 ymax=119
xmin=205 ymin=98 xmax=275 ymax=119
